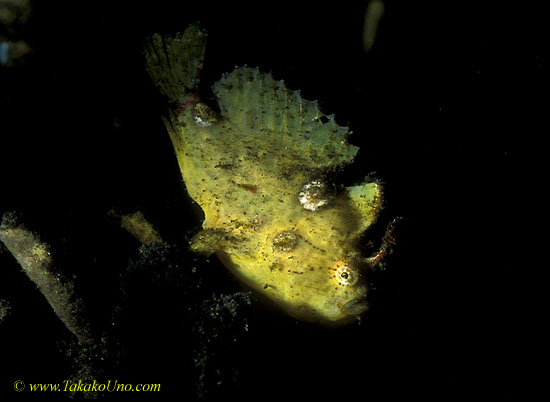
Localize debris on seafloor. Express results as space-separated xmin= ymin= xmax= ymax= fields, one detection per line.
xmin=0 ymin=0 xmax=32 ymax=66
xmin=109 ymin=210 xmax=163 ymax=245
xmin=115 ymin=237 xmax=254 ymax=397
xmin=0 ymin=212 xmax=93 ymax=345
xmin=0 ymin=211 xmax=108 ymax=397
xmin=363 ymin=0 xmax=385 ymax=53
xmin=192 ymin=292 xmax=253 ymax=397
xmin=0 ymin=298 xmax=11 ymax=324
xmin=1 ymin=208 xmax=256 ymax=397
xmin=0 ymin=0 xmax=31 ymax=27
xmin=0 ymin=39 xmax=30 ymax=65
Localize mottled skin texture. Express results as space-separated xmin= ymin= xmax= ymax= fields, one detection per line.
xmin=146 ymin=26 xmax=384 ymax=325
xmin=166 ymin=97 xmax=382 ymax=325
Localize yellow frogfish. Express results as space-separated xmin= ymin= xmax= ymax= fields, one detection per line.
xmin=145 ymin=24 xmax=394 ymax=326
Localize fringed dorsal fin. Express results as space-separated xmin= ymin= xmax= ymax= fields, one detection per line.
xmin=211 ymin=67 xmax=358 ymax=171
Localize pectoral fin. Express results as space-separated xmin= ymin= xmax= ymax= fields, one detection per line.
xmin=346 ymin=182 xmax=383 ymax=235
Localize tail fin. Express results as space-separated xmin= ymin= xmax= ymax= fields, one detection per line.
xmin=144 ymin=23 xmax=207 ymax=105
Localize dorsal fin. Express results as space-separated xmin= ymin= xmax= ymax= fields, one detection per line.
xmin=211 ymin=67 xmax=359 ymax=171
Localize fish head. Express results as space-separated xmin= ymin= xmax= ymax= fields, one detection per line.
xmin=217 ymin=189 xmax=380 ymax=326
xmin=266 ymin=227 xmax=371 ymax=326
xmin=266 ymin=187 xmax=380 ymax=325
xmin=220 ymin=244 xmax=370 ymax=326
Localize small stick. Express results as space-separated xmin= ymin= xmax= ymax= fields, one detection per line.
xmin=0 ymin=212 xmax=93 ymax=344
xmin=109 ymin=210 xmax=163 ymax=245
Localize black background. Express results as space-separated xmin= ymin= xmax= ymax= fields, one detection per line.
xmin=0 ymin=0 xmax=544 ymax=398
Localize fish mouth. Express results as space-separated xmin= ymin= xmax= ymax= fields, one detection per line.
xmin=341 ymin=297 xmax=369 ymax=316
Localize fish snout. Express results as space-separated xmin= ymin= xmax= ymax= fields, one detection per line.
xmin=341 ymin=297 xmax=369 ymax=316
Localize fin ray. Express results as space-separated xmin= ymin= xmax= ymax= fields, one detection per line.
xmin=212 ymin=67 xmax=358 ymax=171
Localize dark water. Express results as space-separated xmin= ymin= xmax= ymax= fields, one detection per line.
xmin=0 ymin=1 xmax=544 ymax=398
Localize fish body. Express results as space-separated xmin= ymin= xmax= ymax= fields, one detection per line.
xmin=146 ymin=25 xmax=383 ymax=325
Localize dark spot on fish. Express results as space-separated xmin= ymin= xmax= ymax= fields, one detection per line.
xmin=232 ymin=181 xmax=258 ymax=193
xmin=215 ymin=162 xmax=234 ymax=170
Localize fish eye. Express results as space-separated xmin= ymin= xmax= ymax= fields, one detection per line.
xmin=332 ymin=261 xmax=357 ymax=286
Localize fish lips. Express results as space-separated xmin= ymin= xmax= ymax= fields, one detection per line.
xmin=341 ymin=297 xmax=369 ymax=316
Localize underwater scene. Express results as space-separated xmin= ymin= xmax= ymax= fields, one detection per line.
xmin=1 ymin=0 xmax=543 ymax=399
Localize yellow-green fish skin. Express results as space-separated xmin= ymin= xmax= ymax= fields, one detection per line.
xmin=146 ymin=25 xmax=383 ymax=326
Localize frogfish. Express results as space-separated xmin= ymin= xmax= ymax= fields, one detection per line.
xmin=145 ymin=24 xmax=394 ymax=326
